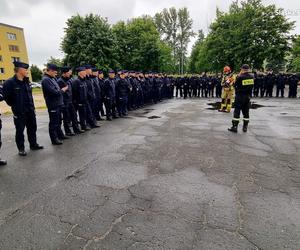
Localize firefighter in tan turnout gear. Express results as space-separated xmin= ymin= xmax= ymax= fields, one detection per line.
xmin=219 ymin=66 xmax=235 ymax=113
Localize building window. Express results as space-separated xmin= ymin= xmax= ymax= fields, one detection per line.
xmin=7 ymin=33 xmax=17 ymax=40
xmin=0 ymin=68 xmax=5 ymax=74
xmin=8 ymin=45 xmax=19 ymax=52
xmin=0 ymin=55 xmax=2 ymax=62
xmin=11 ymin=57 xmax=20 ymax=62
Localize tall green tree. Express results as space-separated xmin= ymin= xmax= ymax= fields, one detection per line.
xmin=290 ymin=35 xmax=300 ymax=72
xmin=177 ymin=7 xmax=195 ymax=74
xmin=61 ymin=14 xmax=118 ymax=70
xmin=189 ymin=30 xmax=205 ymax=73
xmin=154 ymin=7 xmax=194 ymax=73
xmin=112 ymin=16 xmax=173 ymax=72
xmin=189 ymin=0 xmax=294 ymax=72
xmin=30 ymin=65 xmax=43 ymax=82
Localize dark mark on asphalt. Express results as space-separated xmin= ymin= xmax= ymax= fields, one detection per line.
xmin=148 ymin=116 xmax=161 ymax=119
xmin=207 ymin=102 xmax=276 ymax=110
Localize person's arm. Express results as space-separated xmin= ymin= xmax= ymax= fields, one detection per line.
xmin=3 ymin=80 xmax=13 ymax=106
xmin=42 ymin=78 xmax=66 ymax=96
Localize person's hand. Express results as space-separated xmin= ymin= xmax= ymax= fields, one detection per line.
xmin=62 ymin=86 xmax=68 ymax=92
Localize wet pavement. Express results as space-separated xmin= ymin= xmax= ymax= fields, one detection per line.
xmin=0 ymin=97 xmax=299 ymax=250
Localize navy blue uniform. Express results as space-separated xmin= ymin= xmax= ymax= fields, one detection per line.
xmin=103 ymin=78 xmax=117 ymax=120
xmin=57 ymin=76 xmax=80 ymax=134
xmin=3 ymin=76 xmax=39 ymax=150
xmin=91 ymin=76 xmax=102 ymax=120
xmin=72 ymin=76 xmax=89 ymax=130
xmin=116 ymin=78 xmax=130 ymax=117
xmin=41 ymin=74 xmax=65 ymax=143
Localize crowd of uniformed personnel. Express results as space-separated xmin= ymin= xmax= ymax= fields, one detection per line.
xmin=172 ymin=71 xmax=299 ymax=100
xmin=0 ymin=61 xmax=299 ymax=165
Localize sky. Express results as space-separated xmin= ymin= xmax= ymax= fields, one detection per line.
xmin=0 ymin=0 xmax=299 ymax=68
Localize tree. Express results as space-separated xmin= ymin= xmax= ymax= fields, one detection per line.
xmin=155 ymin=7 xmax=178 ymax=69
xmin=189 ymin=30 xmax=205 ymax=73
xmin=189 ymin=0 xmax=295 ymax=72
xmin=290 ymin=35 xmax=300 ymax=72
xmin=177 ymin=7 xmax=195 ymax=74
xmin=154 ymin=7 xmax=194 ymax=74
xmin=30 ymin=65 xmax=43 ymax=82
xmin=61 ymin=14 xmax=118 ymax=70
xmin=112 ymin=16 xmax=173 ymax=72
xmin=45 ymin=56 xmax=63 ymax=68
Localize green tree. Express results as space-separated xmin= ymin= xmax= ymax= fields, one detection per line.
xmin=190 ymin=0 xmax=294 ymax=72
xmin=177 ymin=7 xmax=195 ymax=74
xmin=112 ymin=16 xmax=173 ymax=72
xmin=30 ymin=65 xmax=43 ymax=82
xmin=61 ymin=14 xmax=118 ymax=70
xmin=290 ymin=35 xmax=300 ymax=72
xmin=154 ymin=7 xmax=194 ymax=73
xmin=189 ymin=30 xmax=205 ymax=73
xmin=45 ymin=56 xmax=63 ymax=67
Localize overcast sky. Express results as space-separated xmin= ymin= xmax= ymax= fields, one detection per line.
xmin=0 ymin=0 xmax=299 ymax=68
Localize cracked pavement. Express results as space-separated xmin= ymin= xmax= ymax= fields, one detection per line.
xmin=0 ymin=98 xmax=300 ymax=250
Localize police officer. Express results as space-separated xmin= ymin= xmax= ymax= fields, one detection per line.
xmin=41 ymin=63 xmax=68 ymax=145
xmin=0 ymin=86 xmax=7 ymax=165
xmin=3 ymin=61 xmax=43 ymax=156
xmin=91 ymin=68 xmax=102 ymax=121
xmin=276 ymin=73 xmax=285 ymax=98
xmin=84 ymin=65 xmax=99 ymax=128
xmin=288 ymin=74 xmax=299 ymax=98
xmin=97 ymin=70 xmax=106 ymax=117
xmin=104 ymin=70 xmax=117 ymax=121
xmin=72 ymin=66 xmax=89 ymax=131
xmin=228 ymin=64 xmax=254 ymax=133
xmin=57 ymin=66 xmax=83 ymax=135
xmin=116 ymin=70 xmax=131 ymax=117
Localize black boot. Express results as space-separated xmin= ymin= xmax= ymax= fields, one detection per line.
xmin=228 ymin=120 xmax=239 ymax=133
xmin=52 ymin=139 xmax=63 ymax=145
xmin=243 ymin=120 xmax=249 ymax=132
xmin=18 ymin=149 xmax=27 ymax=156
xmin=30 ymin=144 xmax=44 ymax=150
xmin=0 ymin=159 xmax=7 ymax=166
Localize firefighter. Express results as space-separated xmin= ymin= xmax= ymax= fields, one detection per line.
xmin=219 ymin=66 xmax=235 ymax=113
xmin=228 ymin=64 xmax=254 ymax=133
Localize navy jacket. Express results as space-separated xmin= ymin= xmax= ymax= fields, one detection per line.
xmin=72 ymin=76 xmax=88 ymax=105
xmin=115 ymin=78 xmax=130 ymax=98
xmin=41 ymin=74 xmax=64 ymax=109
xmin=86 ymin=76 xmax=96 ymax=101
xmin=3 ymin=75 xmax=35 ymax=114
xmin=103 ymin=78 xmax=116 ymax=100
xmin=57 ymin=76 xmax=73 ymax=105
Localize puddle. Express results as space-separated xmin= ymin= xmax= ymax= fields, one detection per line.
xmin=207 ymin=102 xmax=276 ymax=110
xmin=148 ymin=116 xmax=161 ymax=119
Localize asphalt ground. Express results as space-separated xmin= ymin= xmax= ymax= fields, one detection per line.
xmin=0 ymin=97 xmax=299 ymax=250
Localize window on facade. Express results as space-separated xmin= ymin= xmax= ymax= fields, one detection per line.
xmin=8 ymin=45 xmax=19 ymax=52
xmin=7 ymin=33 xmax=17 ymax=40
xmin=11 ymin=57 xmax=20 ymax=62
xmin=0 ymin=68 xmax=5 ymax=74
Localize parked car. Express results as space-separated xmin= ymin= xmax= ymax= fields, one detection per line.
xmin=30 ymin=82 xmax=42 ymax=89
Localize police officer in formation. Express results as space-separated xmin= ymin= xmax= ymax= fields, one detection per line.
xmin=41 ymin=64 xmax=69 ymax=145
xmin=3 ymin=61 xmax=43 ymax=156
